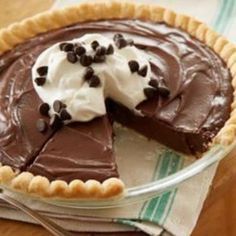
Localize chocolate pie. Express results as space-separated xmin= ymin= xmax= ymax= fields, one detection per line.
xmin=0 ymin=2 xmax=235 ymax=199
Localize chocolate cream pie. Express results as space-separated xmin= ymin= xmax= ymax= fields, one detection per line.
xmin=0 ymin=2 xmax=236 ymax=199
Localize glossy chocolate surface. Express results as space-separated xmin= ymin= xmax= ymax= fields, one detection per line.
xmin=28 ymin=116 xmax=118 ymax=182
xmin=0 ymin=20 xmax=233 ymax=182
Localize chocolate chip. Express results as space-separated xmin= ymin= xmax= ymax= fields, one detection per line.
xmin=96 ymin=46 xmax=106 ymax=56
xmin=67 ymin=52 xmax=78 ymax=63
xmin=80 ymin=55 xmax=93 ymax=67
xmin=113 ymin=34 xmax=129 ymax=49
xmin=84 ymin=67 xmax=94 ymax=81
xmin=53 ymin=100 xmax=65 ymax=113
xmin=106 ymin=44 xmax=114 ymax=55
xmin=144 ymin=88 xmax=157 ymax=99
xmin=49 ymin=114 xmax=63 ymax=130
xmin=34 ymin=77 xmax=46 ymax=86
xmin=113 ymin=33 xmax=123 ymax=41
xmin=39 ymin=103 xmax=50 ymax=117
xmin=37 ymin=66 xmax=48 ymax=76
xmin=60 ymin=43 xmax=74 ymax=52
xmin=91 ymin=41 xmax=99 ymax=50
xmin=128 ymin=60 xmax=139 ymax=73
xmin=158 ymin=81 xmax=170 ymax=97
xmin=60 ymin=109 xmax=72 ymax=120
xmin=93 ymin=55 xmax=106 ymax=63
xmin=89 ymin=75 xmax=101 ymax=88
xmin=115 ymin=38 xmax=127 ymax=49
xmin=126 ymin=39 xmax=134 ymax=46
xmin=75 ymin=45 xmax=86 ymax=56
xmin=158 ymin=88 xmax=170 ymax=97
xmin=36 ymin=119 xmax=48 ymax=133
xmin=59 ymin=43 xmax=67 ymax=50
xmin=138 ymin=65 xmax=148 ymax=77
xmin=148 ymin=79 xmax=159 ymax=89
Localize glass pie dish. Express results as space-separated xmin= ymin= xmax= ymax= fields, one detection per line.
xmin=1 ymin=125 xmax=235 ymax=209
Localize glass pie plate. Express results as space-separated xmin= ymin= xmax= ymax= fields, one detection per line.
xmin=2 ymin=124 xmax=236 ymax=209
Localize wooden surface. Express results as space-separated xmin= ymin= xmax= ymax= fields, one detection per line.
xmin=0 ymin=1 xmax=236 ymax=235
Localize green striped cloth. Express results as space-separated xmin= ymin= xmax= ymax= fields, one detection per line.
xmin=0 ymin=1 xmax=235 ymax=236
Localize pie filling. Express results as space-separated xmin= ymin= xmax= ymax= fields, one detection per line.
xmin=0 ymin=20 xmax=233 ymax=183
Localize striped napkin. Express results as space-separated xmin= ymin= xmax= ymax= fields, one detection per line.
xmin=1 ymin=1 xmax=236 ymax=236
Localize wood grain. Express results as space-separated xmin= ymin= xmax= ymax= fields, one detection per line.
xmin=192 ymin=147 xmax=236 ymax=236
xmin=0 ymin=1 xmax=236 ymax=236
xmin=0 ymin=219 xmax=51 ymax=236
xmin=0 ymin=0 xmax=54 ymax=28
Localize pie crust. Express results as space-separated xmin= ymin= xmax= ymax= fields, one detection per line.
xmin=0 ymin=1 xmax=236 ymax=199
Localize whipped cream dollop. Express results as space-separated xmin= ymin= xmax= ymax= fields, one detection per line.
xmin=32 ymin=33 xmax=153 ymax=122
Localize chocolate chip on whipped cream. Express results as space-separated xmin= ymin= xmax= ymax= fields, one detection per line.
xmin=106 ymin=44 xmax=114 ymax=55
xmin=60 ymin=43 xmax=74 ymax=52
xmin=128 ymin=60 xmax=139 ymax=73
xmin=84 ymin=67 xmax=94 ymax=81
xmin=80 ymin=54 xmax=93 ymax=67
xmin=148 ymin=79 xmax=159 ymax=89
xmin=32 ymin=33 xmax=154 ymax=122
xmin=113 ymin=33 xmax=123 ymax=41
xmin=59 ymin=42 xmax=67 ymax=51
xmin=95 ymin=46 xmax=106 ymax=56
xmin=39 ymin=103 xmax=50 ymax=117
xmin=34 ymin=77 xmax=46 ymax=86
xmin=89 ymin=75 xmax=101 ymax=88
xmin=60 ymin=108 xmax=72 ymax=121
xmin=67 ymin=52 xmax=78 ymax=63
xmin=93 ymin=55 xmax=106 ymax=63
xmin=138 ymin=65 xmax=148 ymax=77
xmin=53 ymin=100 xmax=66 ymax=113
xmin=37 ymin=66 xmax=48 ymax=76
xmin=113 ymin=33 xmax=127 ymax=49
xmin=75 ymin=45 xmax=86 ymax=56
xmin=144 ymin=87 xmax=157 ymax=99
xmin=91 ymin=40 xmax=99 ymax=50
xmin=115 ymin=37 xmax=127 ymax=49
xmin=113 ymin=33 xmax=134 ymax=49
xmin=49 ymin=114 xmax=63 ymax=130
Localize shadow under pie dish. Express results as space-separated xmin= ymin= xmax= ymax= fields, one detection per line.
xmin=0 ymin=1 xmax=235 ymax=200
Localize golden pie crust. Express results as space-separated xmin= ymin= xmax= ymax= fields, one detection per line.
xmin=0 ymin=1 xmax=236 ymax=199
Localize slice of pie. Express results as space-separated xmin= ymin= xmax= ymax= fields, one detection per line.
xmin=0 ymin=2 xmax=235 ymax=199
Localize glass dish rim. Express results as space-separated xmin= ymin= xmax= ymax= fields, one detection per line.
xmin=43 ymin=141 xmax=236 ymax=208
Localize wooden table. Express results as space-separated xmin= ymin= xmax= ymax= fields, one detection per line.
xmin=0 ymin=1 xmax=236 ymax=235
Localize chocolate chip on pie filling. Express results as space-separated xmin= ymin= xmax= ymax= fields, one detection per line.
xmin=0 ymin=16 xmax=233 ymax=197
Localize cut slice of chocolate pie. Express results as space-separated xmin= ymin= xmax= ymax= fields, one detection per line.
xmin=27 ymin=116 xmax=118 ymax=182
